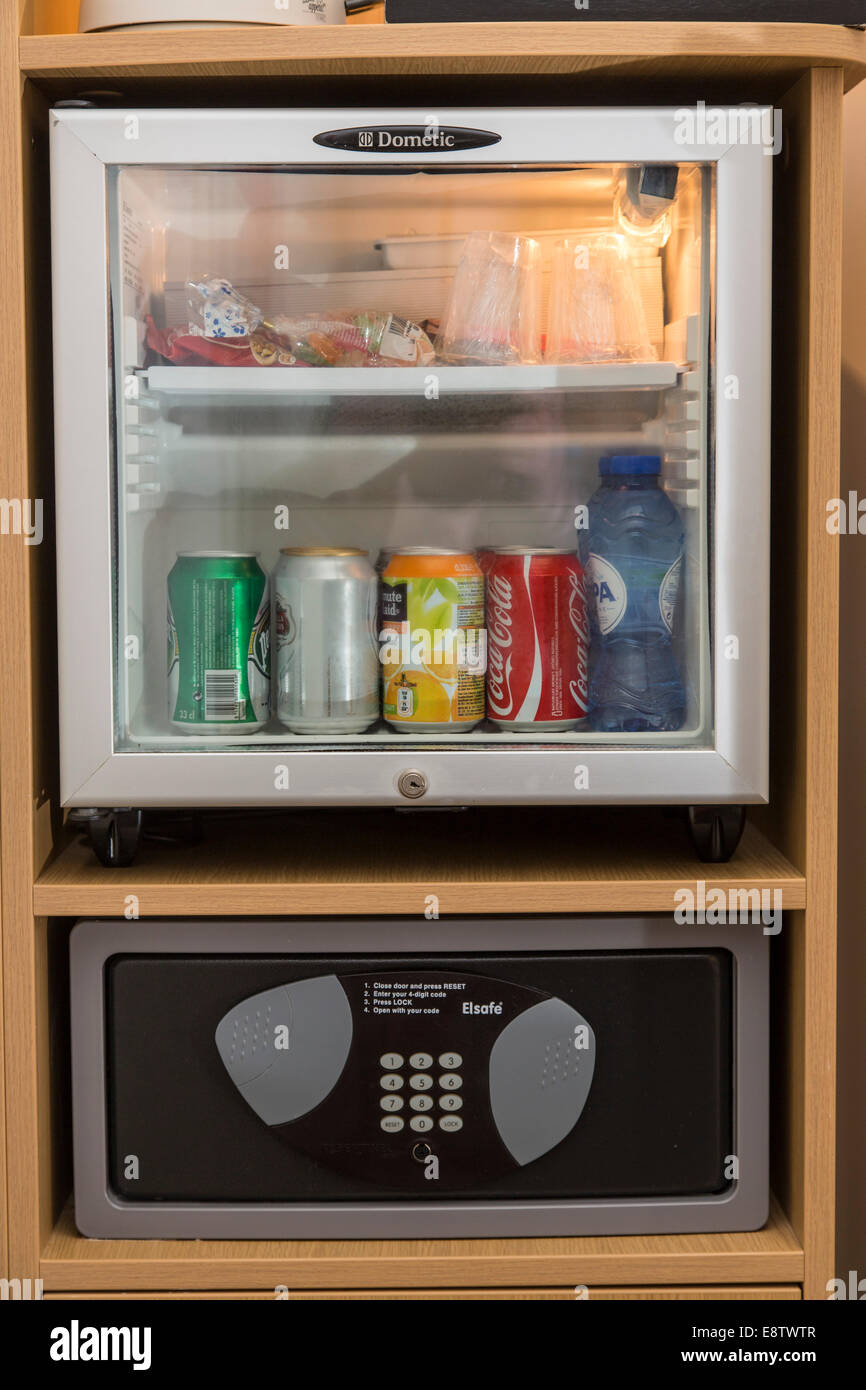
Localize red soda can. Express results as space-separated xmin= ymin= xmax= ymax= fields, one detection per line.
xmin=486 ymin=547 xmax=589 ymax=730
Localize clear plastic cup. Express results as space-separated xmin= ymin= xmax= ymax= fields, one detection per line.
xmin=436 ymin=231 xmax=542 ymax=366
xmin=545 ymin=233 xmax=657 ymax=365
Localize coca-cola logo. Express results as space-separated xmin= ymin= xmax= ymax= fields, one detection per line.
xmin=568 ymin=568 xmax=591 ymax=713
xmin=487 ymin=571 xmax=515 ymax=719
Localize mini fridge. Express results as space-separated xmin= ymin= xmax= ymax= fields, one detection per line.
xmin=50 ymin=106 xmax=772 ymax=862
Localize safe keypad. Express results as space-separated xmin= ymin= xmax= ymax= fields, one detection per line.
xmin=379 ymin=1051 xmax=465 ymax=1134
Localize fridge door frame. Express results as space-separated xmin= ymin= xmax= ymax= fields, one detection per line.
xmin=50 ymin=106 xmax=772 ymax=808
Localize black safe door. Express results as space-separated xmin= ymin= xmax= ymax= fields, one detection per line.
xmin=105 ymin=951 xmax=733 ymax=1203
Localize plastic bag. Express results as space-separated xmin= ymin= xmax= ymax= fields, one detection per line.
xmin=186 ymin=278 xmax=435 ymax=368
xmin=187 ymin=277 xmax=262 ymax=340
xmin=253 ymin=311 xmax=435 ymax=368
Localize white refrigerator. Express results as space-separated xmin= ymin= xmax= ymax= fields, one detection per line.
xmin=50 ymin=105 xmax=771 ymax=863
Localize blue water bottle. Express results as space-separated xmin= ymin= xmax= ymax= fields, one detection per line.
xmin=581 ymin=455 xmax=686 ymax=733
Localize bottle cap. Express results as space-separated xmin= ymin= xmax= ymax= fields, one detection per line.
xmin=600 ymin=455 xmax=662 ymax=477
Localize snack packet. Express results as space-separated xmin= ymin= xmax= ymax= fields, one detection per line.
xmin=185 ymin=279 xmax=435 ymax=368
xmin=187 ymin=278 xmax=262 ymax=341
xmin=258 ymin=311 xmax=435 ymax=368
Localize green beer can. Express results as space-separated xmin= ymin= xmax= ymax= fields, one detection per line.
xmin=167 ymin=551 xmax=270 ymax=733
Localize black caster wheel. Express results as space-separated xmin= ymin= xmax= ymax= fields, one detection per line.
xmin=87 ymin=809 xmax=143 ymax=868
xmin=687 ymin=805 xmax=747 ymax=864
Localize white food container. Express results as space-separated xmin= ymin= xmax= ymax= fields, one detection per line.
xmin=376 ymin=227 xmax=635 ymax=270
xmin=79 ymin=0 xmax=349 ymax=30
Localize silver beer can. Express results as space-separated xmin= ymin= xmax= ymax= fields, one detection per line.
xmin=274 ymin=547 xmax=380 ymax=734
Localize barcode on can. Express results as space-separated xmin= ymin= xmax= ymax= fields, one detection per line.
xmin=204 ymin=669 xmax=244 ymax=722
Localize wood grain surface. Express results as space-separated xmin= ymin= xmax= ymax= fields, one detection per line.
xmin=40 ymin=1197 xmax=803 ymax=1291
xmin=34 ymin=812 xmax=806 ymax=917
xmin=18 ymin=23 xmax=866 ymax=91
xmin=42 ymin=1284 xmax=803 ymax=1300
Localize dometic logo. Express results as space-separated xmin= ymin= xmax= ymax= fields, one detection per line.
xmin=49 ymin=1320 xmax=152 ymax=1372
xmin=314 ymin=125 xmax=502 ymax=154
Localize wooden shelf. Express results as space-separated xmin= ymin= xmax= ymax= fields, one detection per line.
xmin=40 ymin=1196 xmax=803 ymax=1293
xmin=19 ymin=23 xmax=866 ymax=91
xmin=43 ymin=1286 xmax=803 ymax=1300
xmin=33 ymin=810 xmax=805 ymax=917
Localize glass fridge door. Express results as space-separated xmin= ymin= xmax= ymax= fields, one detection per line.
xmin=51 ymin=109 xmax=771 ymax=806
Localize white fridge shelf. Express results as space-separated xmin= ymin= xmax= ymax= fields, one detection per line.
xmin=141 ymin=362 xmax=681 ymax=398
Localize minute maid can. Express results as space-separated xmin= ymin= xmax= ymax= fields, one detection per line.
xmin=167 ymin=552 xmax=270 ymax=734
xmin=380 ymin=548 xmax=486 ymax=732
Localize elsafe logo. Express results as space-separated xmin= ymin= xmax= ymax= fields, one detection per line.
xmin=49 ymin=1320 xmax=152 ymax=1372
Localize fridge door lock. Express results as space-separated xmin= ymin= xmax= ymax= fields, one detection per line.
xmin=397 ymin=770 xmax=429 ymax=800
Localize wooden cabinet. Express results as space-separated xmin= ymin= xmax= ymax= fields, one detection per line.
xmin=2 ymin=8 xmax=863 ymax=1300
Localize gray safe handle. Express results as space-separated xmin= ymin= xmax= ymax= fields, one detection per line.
xmin=489 ymin=997 xmax=596 ymax=1166
xmin=215 ymin=975 xmax=353 ymax=1126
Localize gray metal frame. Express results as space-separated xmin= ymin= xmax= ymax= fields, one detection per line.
xmin=70 ymin=915 xmax=770 ymax=1239
xmin=51 ymin=106 xmax=772 ymax=808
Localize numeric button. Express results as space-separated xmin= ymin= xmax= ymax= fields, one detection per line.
xmin=438 ymin=1073 xmax=462 ymax=1091
xmin=409 ymin=1095 xmax=434 ymax=1112
xmin=438 ymin=1053 xmax=462 ymax=1070
xmin=409 ymin=1073 xmax=433 ymax=1091
xmin=439 ymin=1094 xmax=462 ymax=1112
xmin=410 ymin=1116 xmax=434 ymax=1133
xmin=380 ymin=1095 xmax=404 ymax=1113
xmin=380 ymin=1073 xmax=404 ymax=1091
xmin=380 ymin=1052 xmax=403 ymax=1070
xmin=409 ymin=1052 xmax=433 ymax=1070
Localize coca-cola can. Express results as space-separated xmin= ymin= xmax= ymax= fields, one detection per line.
xmin=486 ymin=547 xmax=590 ymax=730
